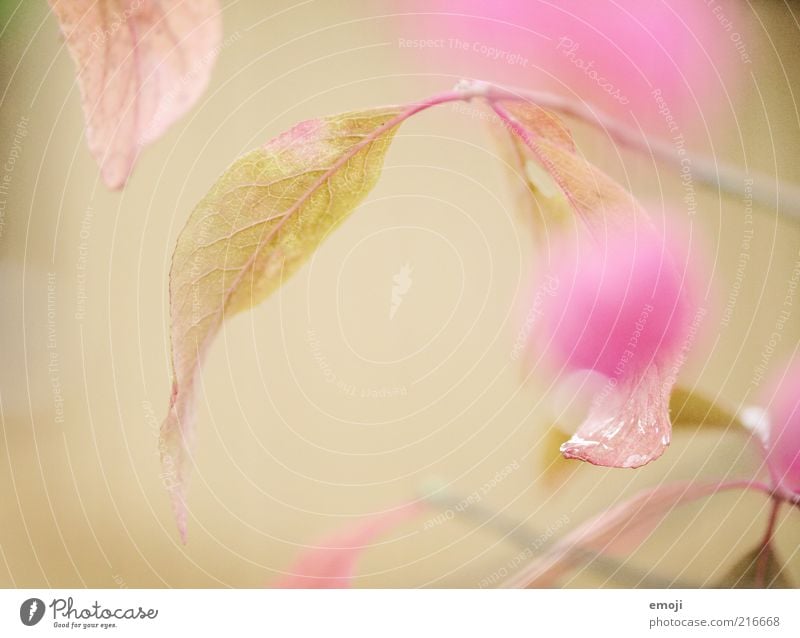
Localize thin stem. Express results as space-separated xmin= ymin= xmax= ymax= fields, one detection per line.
xmin=470 ymin=82 xmax=800 ymax=220
xmin=420 ymin=484 xmax=686 ymax=588
xmin=754 ymin=497 xmax=782 ymax=588
xmin=402 ymin=81 xmax=800 ymax=218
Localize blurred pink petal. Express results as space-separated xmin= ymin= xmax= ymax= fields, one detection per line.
xmin=49 ymin=0 xmax=221 ymax=189
xmin=560 ymin=364 xmax=672 ymax=468
xmin=761 ymin=360 xmax=800 ymax=497
xmin=537 ymin=227 xmax=694 ymax=468
xmin=503 ymin=481 xmax=754 ymax=587
xmin=543 ymin=229 xmax=690 ymax=378
xmin=395 ymin=0 xmax=742 ymax=129
xmin=273 ymin=503 xmax=424 ymax=589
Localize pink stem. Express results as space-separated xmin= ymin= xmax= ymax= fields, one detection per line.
xmin=396 ymin=80 xmax=800 ymax=219
xmin=476 ymin=83 xmax=800 ymax=219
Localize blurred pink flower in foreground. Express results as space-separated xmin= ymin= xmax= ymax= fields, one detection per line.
xmin=752 ymin=360 xmax=800 ymax=499
xmin=395 ymin=0 xmax=743 ymax=130
xmin=532 ymin=225 xmax=696 ymax=468
xmin=272 ymin=365 xmax=800 ymax=589
xmin=507 ymin=360 xmax=800 ymax=588
xmin=272 ymin=503 xmax=423 ymax=588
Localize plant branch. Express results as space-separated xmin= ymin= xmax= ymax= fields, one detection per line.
xmin=754 ymin=497 xmax=782 ymax=588
xmin=420 ymin=483 xmax=691 ymax=588
xmin=454 ymin=81 xmax=800 ymax=220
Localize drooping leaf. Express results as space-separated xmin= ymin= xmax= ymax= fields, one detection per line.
xmin=502 ymin=481 xmax=753 ymax=588
xmin=487 ymin=102 xmax=573 ymax=235
xmin=272 ymin=503 xmax=424 ymax=588
xmin=162 ymin=106 xmax=406 ymax=540
xmin=717 ymin=544 xmax=792 ymax=589
xmin=492 ymin=99 xmax=692 ymax=469
xmin=669 ymin=386 xmax=743 ymax=431
xmin=491 ymin=99 xmax=642 ymax=235
xmin=48 ymin=0 xmax=222 ymax=189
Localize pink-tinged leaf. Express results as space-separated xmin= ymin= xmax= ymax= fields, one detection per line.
xmin=48 ymin=0 xmax=222 ymax=189
xmin=272 ymin=503 xmax=424 ymax=589
xmin=491 ymin=99 xmax=643 ymax=235
xmin=163 ymin=107 xmax=406 ymax=540
xmin=492 ymin=102 xmax=696 ymax=469
xmin=502 ymin=481 xmax=754 ymax=588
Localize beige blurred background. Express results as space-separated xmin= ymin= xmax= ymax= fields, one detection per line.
xmin=0 ymin=0 xmax=799 ymax=588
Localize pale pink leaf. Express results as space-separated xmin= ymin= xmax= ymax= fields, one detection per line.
xmin=48 ymin=0 xmax=222 ymax=189
xmin=273 ymin=503 xmax=424 ymax=589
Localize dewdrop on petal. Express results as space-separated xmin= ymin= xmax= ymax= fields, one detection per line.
xmin=534 ymin=226 xmax=693 ymax=468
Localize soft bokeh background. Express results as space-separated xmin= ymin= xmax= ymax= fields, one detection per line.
xmin=0 ymin=0 xmax=798 ymax=587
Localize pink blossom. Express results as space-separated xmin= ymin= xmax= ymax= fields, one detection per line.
xmin=394 ymin=0 xmax=742 ymax=129
xmin=761 ymin=360 xmax=800 ymax=497
xmin=532 ymin=226 xmax=694 ymax=468
xmin=272 ymin=503 xmax=423 ymax=588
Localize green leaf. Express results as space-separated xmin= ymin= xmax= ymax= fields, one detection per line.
xmin=717 ymin=544 xmax=792 ymax=589
xmin=161 ymin=106 xmax=405 ymax=540
xmin=669 ymin=386 xmax=745 ymax=431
